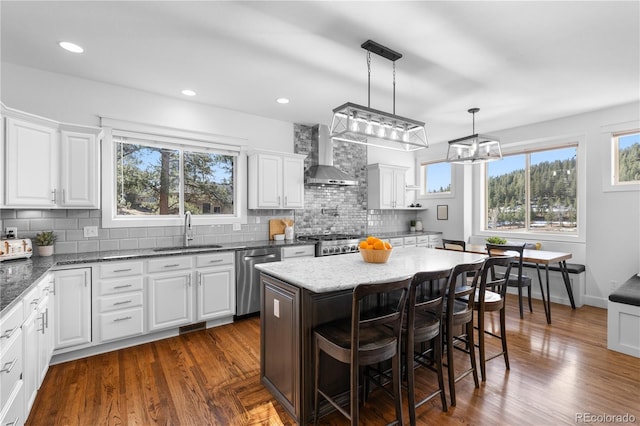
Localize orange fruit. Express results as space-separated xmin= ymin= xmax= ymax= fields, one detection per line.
xmin=373 ymin=241 xmax=385 ymax=250
xmin=366 ymin=236 xmax=377 ymax=245
xmin=384 ymin=241 xmax=392 ymax=249
xmin=359 ymin=241 xmax=368 ymax=250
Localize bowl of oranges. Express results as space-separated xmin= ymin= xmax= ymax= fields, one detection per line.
xmin=359 ymin=236 xmax=393 ymax=264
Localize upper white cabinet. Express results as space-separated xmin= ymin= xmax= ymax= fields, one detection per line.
xmin=248 ymin=150 xmax=306 ymax=209
xmin=1 ymin=105 xmax=102 ymax=209
xmin=367 ymin=164 xmax=408 ymax=209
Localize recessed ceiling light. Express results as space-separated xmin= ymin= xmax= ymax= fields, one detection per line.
xmin=58 ymin=41 xmax=84 ymax=53
xmin=276 ymin=98 xmax=290 ymax=104
xmin=181 ymin=89 xmax=196 ymax=97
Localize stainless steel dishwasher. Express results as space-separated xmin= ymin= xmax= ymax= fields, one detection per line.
xmin=236 ymin=247 xmax=282 ymax=317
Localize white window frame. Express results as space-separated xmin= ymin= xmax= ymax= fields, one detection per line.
xmin=416 ymin=159 xmax=456 ymax=200
xmin=602 ymin=120 xmax=640 ymax=192
xmin=101 ymin=118 xmax=248 ymax=228
xmin=473 ymin=134 xmax=586 ymax=243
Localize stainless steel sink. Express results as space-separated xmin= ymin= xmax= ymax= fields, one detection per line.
xmin=153 ymin=244 xmax=223 ymax=252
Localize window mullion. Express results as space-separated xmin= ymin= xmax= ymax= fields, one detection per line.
xmin=179 ymin=149 xmax=185 ymax=216
xmin=525 ymin=153 xmax=531 ymax=231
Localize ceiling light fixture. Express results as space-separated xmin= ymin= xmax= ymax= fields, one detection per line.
xmin=446 ymin=108 xmax=502 ymax=164
xmin=181 ymin=89 xmax=196 ymax=97
xmin=58 ymin=41 xmax=84 ymax=53
xmin=330 ymin=40 xmax=428 ymax=152
xmin=276 ymin=98 xmax=290 ymax=104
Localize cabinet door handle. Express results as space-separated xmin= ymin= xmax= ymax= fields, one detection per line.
xmin=51 ymin=278 xmax=56 ymax=295
xmin=0 ymin=358 xmax=17 ymax=373
xmin=113 ymin=268 xmax=133 ymax=273
xmin=188 ymin=275 xmax=192 ymax=287
xmin=4 ymin=416 xmax=21 ymax=426
xmin=113 ymin=316 xmax=132 ymax=322
xmin=113 ymin=284 xmax=132 ymax=289
xmin=45 ymin=307 xmax=49 ymax=329
xmin=0 ymin=327 xmax=16 ymax=339
xmin=62 ymin=188 xmax=66 ymax=203
xmin=113 ymin=300 xmax=132 ymax=306
xmin=51 ymin=188 xmax=57 ymax=203
xmin=284 ymin=195 xmax=288 ymax=206
xmin=165 ymin=264 xmax=180 ymax=268
xmin=38 ymin=313 xmax=46 ymax=333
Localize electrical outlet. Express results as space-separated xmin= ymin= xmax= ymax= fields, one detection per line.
xmin=84 ymin=226 xmax=99 ymax=238
xmin=5 ymin=227 xmax=18 ymax=238
xmin=233 ymin=223 xmax=241 ymax=231
xmin=255 ymin=217 xmax=260 ymax=224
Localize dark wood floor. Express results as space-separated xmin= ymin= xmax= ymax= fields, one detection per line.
xmin=27 ymin=295 xmax=640 ymax=425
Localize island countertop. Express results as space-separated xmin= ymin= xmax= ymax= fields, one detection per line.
xmin=255 ymin=246 xmax=487 ymax=293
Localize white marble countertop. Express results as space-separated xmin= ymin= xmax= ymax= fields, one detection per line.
xmin=255 ymin=247 xmax=487 ymax=293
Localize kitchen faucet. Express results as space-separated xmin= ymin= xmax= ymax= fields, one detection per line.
xmin=184 ymin=211 xmax=193 ymax=247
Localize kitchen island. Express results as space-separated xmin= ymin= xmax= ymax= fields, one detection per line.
xmin=256 ymin=247 xmax=486 ymax=424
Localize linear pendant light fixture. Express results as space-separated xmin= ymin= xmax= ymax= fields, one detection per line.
xmin=446 ymin=108 xmax=502 ymax=163
xmin=330 ymin=40 xmax=428 ymax=152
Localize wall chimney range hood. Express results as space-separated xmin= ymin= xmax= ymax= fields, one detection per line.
xmin=306 ymin=125 xmax=358 ymax=186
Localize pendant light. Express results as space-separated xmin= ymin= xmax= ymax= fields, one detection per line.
xmin=330 ymin=40 xmax=428 ymax=152
xmin=446 ymin=108 xmax=502 ymax=163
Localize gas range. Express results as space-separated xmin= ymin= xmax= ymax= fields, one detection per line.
xmin=297 ymin=234 xmax=363 ymax=256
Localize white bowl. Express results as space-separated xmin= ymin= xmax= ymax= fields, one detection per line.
xmin=274 ymin=234 xmax=285 ymax=241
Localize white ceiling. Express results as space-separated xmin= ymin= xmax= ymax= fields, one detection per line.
xmin=1 ymin=1 xmax=639 ymax=144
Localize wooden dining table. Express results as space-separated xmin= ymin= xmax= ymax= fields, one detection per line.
xmin=450 ymin=244 xmax=575 ymax=324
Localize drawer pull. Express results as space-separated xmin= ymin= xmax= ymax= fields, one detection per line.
xmin=0 ymin=358 xmax=17 ymax=373
xmin=113 ymin=268 xmax=133 ymax=273
xmin=113 ymin=300 xmax=132 ymax=306
xmin=5 ymin=416 xmax=21 ymax=426
xmin=209 ymin=259 xmax=223 ymax=263
xmin=294 ymin=251 xmax=306 ymax=255
xmin=165 ymin=264 xmax=180 ymax=268
xmin=0 ymin=328 xmax=15 ymax=339
xmin=113 ymin=284 xmax=133 ymax=289
xmin=113 ymin=316 xmax=132 ymax=322
xmin=31 ymin=298 xmax=39 ymax=306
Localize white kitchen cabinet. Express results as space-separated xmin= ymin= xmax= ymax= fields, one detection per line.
xmin=147 ymin=257 xmax=193 ymax=331
xmin=281 ymin=245 xmax=315 ymax=259
xmin=2 ymin=105 xmax=102 ymax=209
xmin=248 ymin=150 xmax=306 ymax=209
xmin=59 ymin=127 xmax=101 ymax=208
xmin=5 ymin=116 xmax=58 ymax=208
xmin=367 ymin=164 xmax=408 ymax=209
xmin=0 ymin=304 xmax=24 ymax=426
xmin=195 ymin=252 xmax=235 ymax=322
xmin=95 ymin=261 xmax=145 ymax=343
xmin=53 ymin=268 xmax=92 ymax=350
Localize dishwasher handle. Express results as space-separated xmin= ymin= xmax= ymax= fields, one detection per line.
xmin=243 ymin=253 xmax=278 ymax=261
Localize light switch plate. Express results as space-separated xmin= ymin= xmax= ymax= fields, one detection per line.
xmin=5 ymin=227 xmax=18 ymax=238
xmin=274 ymin=299 xmax=280 ymax=318
xmin=84 ymin=226 xmax=98 ymax=238
xmin=233 ymin=223 xmax=241 ymax=231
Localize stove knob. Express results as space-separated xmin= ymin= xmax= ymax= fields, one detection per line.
xmin=322 ymin=247 xmax=329 ymax=255
xmin=342 ymin=246 xmax=349 ymax=253
xmin=350 ymin=245 xmax=357 ymax=252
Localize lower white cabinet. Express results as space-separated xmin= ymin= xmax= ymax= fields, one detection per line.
xmin=0 ymin=312 xmax=23 ymax=425
xmin=195 ymin=252 xmax=235 ymax=321
xmin=54 ymin=268 xmax=91 ymax=350
xmin=281 ymin=245 xmax=315 ymax=259
xmin=147 ymin=256 xmax=194 ymax=331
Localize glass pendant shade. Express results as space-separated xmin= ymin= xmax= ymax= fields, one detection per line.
xmin=330 ymin=102 xmax=428 ymax=152
xmin=446 ymin=134 xmax=502 ymax=163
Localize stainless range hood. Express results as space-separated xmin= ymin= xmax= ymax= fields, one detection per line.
xmin=306 ymin=125 xmax=358 ymax=186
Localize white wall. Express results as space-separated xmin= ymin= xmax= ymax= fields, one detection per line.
xmin=1 ymin=63 xmax=294 ymax=152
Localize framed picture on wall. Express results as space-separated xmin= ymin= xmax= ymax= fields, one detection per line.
xmin=437 ymin=205 xmax=448 ymax=220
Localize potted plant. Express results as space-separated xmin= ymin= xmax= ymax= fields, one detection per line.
xmin=486 ymin=236 xmax=507 ymax=245
xmin=409 ymin=220 xmax=416 ymax=232
xmin=34 ymin=231 xmax=56 ymax=256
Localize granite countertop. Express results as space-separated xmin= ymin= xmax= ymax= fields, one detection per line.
xmin=255 ymin=246 xmax=484 ymax=293
xmin=0 ymin=239 xmax=311 ymax=315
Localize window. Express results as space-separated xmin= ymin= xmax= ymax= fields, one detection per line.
xmin=115 ymin=139 xmax=235 ymax=216
xmin=419 ymin=161 xmax=452 ymax=197
xmin=613 ymin=130 xmax=640 ymax=185
xmin=486 ymin=146 xmax=577 ymax=234
xmin=101 ymin=120 xmax=247 ymax=228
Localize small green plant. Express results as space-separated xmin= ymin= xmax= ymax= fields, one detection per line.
xmin=486 ymin=236 xmax=507 ymax=245
xmin=34 ymin=231 xmax=56 ymax=246
xmin=410 ymin=220 xmax=417 ymax=227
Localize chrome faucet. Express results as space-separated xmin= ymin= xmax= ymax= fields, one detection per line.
xmin=184 ymin=211 xmax=193 ymax=247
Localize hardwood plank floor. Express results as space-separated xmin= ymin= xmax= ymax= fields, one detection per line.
xmin=27 ymin=295 xmax=640 ymax=425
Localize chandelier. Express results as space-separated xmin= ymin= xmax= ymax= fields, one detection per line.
xmin=446 ymin=108 xmax=502 ymax=163
xmin=330 ymin=40 xmax=428 ymax=152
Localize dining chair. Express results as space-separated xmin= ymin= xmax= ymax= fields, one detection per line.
xmin=473 ymin=255 xmax=513 ymax=381
xmin=403 ymin=268 xmax=453 ymax=424
xmin=485 ymin=243 xmax=532 ymax=318
xmin=442 ymin=259 xmax=484 ymax=406
xmin=313 ymin=276 xmax=412 ymax=426
xmin=442 ymin=239 xmax=466 ymax=251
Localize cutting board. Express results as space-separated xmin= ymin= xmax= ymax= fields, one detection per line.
xmin=269 ymin=218 xmax=293 ymax=240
